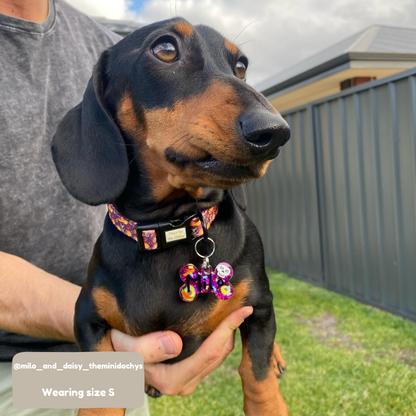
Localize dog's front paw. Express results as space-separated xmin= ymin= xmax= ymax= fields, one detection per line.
xmin=273 ymin=342 xmax=287 ymax=378
xmin=145 ymin=384 xmax=162 ymax=398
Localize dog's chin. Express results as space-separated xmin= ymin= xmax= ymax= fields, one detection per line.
xmin=164 ymin=148 xmax=277 ymax=189
xmin=180 ymin=157 xmax=272 ymax=189
xmin=194 ymin=156 xmax=262 ymax=181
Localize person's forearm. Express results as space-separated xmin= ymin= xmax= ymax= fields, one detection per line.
xmin=0 ymin=251 xmax=80 ymax=342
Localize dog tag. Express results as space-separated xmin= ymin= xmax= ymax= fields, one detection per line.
xmin=179 ymin=237 xmax=233 ymax=302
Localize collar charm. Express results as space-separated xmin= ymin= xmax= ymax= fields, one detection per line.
xmin=179 ymin=237 xmax=234 ymax=302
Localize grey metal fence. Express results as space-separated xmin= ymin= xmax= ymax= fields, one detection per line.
xmin=246 ymin=67 xmax=416 ymax=321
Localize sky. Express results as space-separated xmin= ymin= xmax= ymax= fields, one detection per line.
xmin=66 ymin=0 xmax=416 ymax=86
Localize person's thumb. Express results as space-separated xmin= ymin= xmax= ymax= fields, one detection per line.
xmin=111 ymin=329 xmax=183 ymax=363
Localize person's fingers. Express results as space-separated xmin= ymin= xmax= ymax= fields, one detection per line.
xmin=145 ymin=306 xmax=252 ymax=394
xmin=144 ymin=332 xmax=235 ymax=396
xmin=111 ymin=329 xmax=183 ymax=363
xmin=178 ymin=330 xmax=236 ymax=396
xmin=224 ymin=330 xmax=236 ymax=353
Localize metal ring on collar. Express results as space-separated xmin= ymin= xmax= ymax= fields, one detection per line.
xmin=195 ymin=237 xmax=215 ymax=258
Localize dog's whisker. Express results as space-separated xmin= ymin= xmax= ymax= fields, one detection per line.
xmin=173 ymin=135 xmax=194 ymax=152
xmin=170 ymin=133 xmax=190 ymax=149
xmin=108 ymin=141 xmax=138 ymax=146
xmin=177 ymin=120 xmax=200 ymax=125
xmin=238 ymin=39 xmax=261 ymax=48
xmin=128 ymin=151 xmax=141 ymax=166
xmin=232 ymin=19 xmax=262 ymax=43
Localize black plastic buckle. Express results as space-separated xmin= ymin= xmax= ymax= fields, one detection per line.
xmin=135 ymin=213 xmax=197 ymax=252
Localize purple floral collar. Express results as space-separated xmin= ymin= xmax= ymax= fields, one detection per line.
xmin=107 ymin=204 xmax=218 ymax=251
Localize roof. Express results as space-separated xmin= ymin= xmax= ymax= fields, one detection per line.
xmin=256 ymin=25 xmax=416 ymax=97
xmin=94 ymin=17 xmax=141 ymax=36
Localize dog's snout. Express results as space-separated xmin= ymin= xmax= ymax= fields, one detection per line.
xmin=238 ymin=111 xmax=291 ymax=160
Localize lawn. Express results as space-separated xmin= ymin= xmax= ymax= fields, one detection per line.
xmin=148 ymin=269 xmax=416 ymax=416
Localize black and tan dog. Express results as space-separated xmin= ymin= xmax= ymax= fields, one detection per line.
xmin=52 ymin=17 xmax=290 ymax=416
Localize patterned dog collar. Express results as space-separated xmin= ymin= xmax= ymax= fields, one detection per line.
xmin=107 ymin=204 xmax=218 ymax=251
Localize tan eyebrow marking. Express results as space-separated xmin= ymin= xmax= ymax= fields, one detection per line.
xmin=173 ymin=21 xmax=193 ymax=38
xmin=225 ymin=39 xmax=239 ymax=55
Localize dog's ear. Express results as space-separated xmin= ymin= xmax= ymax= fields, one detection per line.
xmin=230 ymin=186 xmax=247 ymax=211
xmin=52 ymin=51 xmax=129 ymax=206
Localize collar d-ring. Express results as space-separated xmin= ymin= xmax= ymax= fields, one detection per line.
xmin=195 ymin=237 xmax=215 ymax=258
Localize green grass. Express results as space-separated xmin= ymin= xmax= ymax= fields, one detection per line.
xmin=148 ymin=270 xmax=416 ymax=416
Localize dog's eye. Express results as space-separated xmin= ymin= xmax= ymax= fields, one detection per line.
xmin=152 ymin=42 xmax=178 ymax=63
xmin=235 ymin=60 xmax=247 ymax=79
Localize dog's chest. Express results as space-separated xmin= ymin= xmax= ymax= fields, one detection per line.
xmin=121 ymin=265 xmax=249 ymax=340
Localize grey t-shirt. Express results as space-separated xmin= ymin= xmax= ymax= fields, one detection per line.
xmin=0 ymin=0 xmax=121 ymax=359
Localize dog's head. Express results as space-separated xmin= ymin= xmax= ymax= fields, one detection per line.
xmin=52 ymin=18 xmax=290 ymax=206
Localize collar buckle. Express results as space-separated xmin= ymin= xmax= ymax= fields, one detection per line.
xmin=136 ymin=213 xmax=197 ymax=252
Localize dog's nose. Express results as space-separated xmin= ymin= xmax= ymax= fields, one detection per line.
xmin=238 ymin=111 xmax=291 ymax=160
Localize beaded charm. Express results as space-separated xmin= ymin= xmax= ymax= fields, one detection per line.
xmin=179 ymin=238 xmax=233 ymax=302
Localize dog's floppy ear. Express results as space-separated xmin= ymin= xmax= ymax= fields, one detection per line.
xmin=52 ymin=51 xmax=129 ymax=206
xmin=230 ymin=186 xmax=247 ymax=211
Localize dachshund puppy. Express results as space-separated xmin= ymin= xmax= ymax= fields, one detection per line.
xmin=52 ymin=17 xmax=290 ymax=416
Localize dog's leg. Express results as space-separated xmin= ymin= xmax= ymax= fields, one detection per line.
xmin=273 ymin=343 xmax=287 ymax=378
xmin=238 ymin=303 xmax=289 ymax=416
xmin=75 ymin=288 xmax=126 ymax=416
xmin=77 ymin=410 xmax=124 ymax=416
xmin=76 ymin=330 xmax=126 ymax=416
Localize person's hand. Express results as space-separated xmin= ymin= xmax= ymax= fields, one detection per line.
xmin=111 ymin=306 xmax=253 ymax=396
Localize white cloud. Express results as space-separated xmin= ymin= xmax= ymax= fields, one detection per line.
xmin=66 ymin=0 xmax=133 ymax=20
xmin=134 ymin=0 xmax=416 ymax=85
xmin=67 ymin=0 xmax=416 ymax=85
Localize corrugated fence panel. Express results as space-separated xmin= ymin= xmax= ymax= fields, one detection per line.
xmin=360 ymin=90 xmax=382 ymax=304
xmin=246 ymin=107 xmax=323 ymax=285
xmin=302 ymin=108 xmax=323 ymax=285
xmin=395 ymin=77 xmax=416 ymax=316
xmin=246 ymin=67 xmax=416 ymax=320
